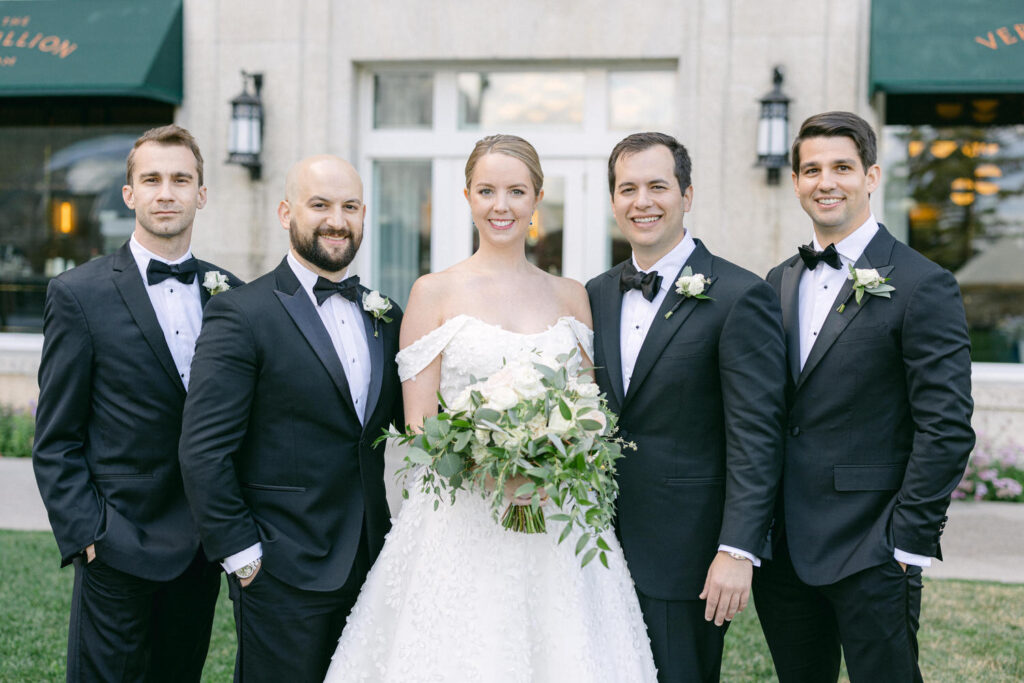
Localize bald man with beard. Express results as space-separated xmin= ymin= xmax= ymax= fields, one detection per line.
xmin=179 ymin=156 xmax=404 ymax=682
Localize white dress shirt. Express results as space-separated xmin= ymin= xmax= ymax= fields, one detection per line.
xmin=620 ymin=233 xmax=695 ymax=395
xmin=796 ymin=215 xmax=930 ymax=568
xmin=620 ymin=234 xmax=758 ymax=565
xmin=222 ymin=252 xmax=373 ymax=574
xmin=129 ymin=236 xmax=203 ymax=390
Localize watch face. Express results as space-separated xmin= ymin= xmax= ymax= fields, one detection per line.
xmin=237 ymin=564 xmax=255 ymax=578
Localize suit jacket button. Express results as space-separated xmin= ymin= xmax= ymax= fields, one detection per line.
xmin=790 ymin=426 xmax=800 ymax=437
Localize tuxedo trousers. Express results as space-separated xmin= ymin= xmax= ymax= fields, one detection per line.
xmin=637 ymin=590 xmax=728 ymax=683
xmin=752 ymin=535 xmax=923 ymax=683
xmin=228 ymin=531 xmax=370 ymax=683
xmin=66 ymin=548 xmax=221 ymax=683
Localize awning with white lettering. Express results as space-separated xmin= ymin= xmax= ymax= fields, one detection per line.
xmin=871 ymin=0 xmax=1024 ymax=95
xmin=0 ymin=0 xmax=182 ymax=104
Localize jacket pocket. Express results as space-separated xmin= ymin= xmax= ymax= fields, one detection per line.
xmin=240 ymin=482 xmax=307 ymax=493
xmin=660 ymin=339 xmax=709 ymax=360
xmin=93 ymin=473 xmax=153 ymax=480
xmin=665 ymin=476 xmax=725 ymax=486
xmin=833 ymin=463 xmax=903 ymax=491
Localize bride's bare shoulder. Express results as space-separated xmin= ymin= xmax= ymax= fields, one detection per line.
xmin=542 ymin=271 xmax=593 ymax=326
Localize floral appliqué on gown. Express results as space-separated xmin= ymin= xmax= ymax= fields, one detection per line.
xmin=325 ymin=315 xmax=657 ymax=682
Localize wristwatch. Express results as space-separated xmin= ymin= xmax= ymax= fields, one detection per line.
xmin=726 ymin=551 xmax=751 ymax=562
xmin=235 ymin=558 xmax=262 ymax=580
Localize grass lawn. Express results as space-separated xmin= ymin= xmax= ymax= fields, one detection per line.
xmin=2 ymin=530 xmax=1022 ymax=682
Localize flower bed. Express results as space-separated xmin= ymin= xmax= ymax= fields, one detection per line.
xmin=0 ymin=403 xmax=35 ymax=458
xmin=954 ymin=436 xmax=1024 ymax=502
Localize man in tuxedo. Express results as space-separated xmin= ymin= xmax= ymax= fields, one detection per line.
xmin=33 ymin=124 xmax=242 ymax=682
xmin=178 ymin=155 xmax=403 ymax=682
xmin=753 ymin=111 xmax=975 ymax=682
xmin=586 ymin=132 xmax=787 ymax=682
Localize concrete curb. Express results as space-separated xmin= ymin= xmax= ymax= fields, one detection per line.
xmin=3 ymin=456 xmax=1022 ymax=583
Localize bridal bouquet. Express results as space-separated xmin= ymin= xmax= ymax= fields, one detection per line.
xmin=380 ymin=351 xmax=628 ymax=569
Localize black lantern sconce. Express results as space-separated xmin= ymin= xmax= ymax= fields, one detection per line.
xmin=227 ymin=71 xmax=264 ymax=180
xmin=756 ymin=66 xmax=790 ymax=185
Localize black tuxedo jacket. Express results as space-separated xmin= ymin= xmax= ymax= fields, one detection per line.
xmin=33 ymin=242 xmax=243 ymax=580
xmin=587 ymin=240 xmax=787 ymax=601
xmin=178 ymin=258 xmax=403 ymax=592
xmin=766 ymin=225 xmax=975 ymax=586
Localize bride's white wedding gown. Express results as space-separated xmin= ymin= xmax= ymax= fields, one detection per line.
xmin=324 ymin=315 xmax=657 ymax=682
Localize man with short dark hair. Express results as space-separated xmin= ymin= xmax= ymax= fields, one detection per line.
xmin=179 ymin=155 xmax=404 ymax=682
xmin=587 ymin=132 xmax=787 ymax=682
xmin=753 ymin=111 xmax=975 ymax=682
xmin=33 ymin=124 xmax=242 ymax=682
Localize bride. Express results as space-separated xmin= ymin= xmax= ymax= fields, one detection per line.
xmin=325 ymin=135 xmax=657 ymax=682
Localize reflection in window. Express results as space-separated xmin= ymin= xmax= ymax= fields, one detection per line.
xmin=471 ymin=177 xmax=564 ymax=275
xmin=608 ymin=71 xmax=675 ymax=130
xmin=457 ymin=72 xmax=585 ymax=129
xmin=883 ymin=125 xmax=1024 ymax=362
xmin=372 ymin=160 xmax=432 ymax=308
xmin=0 ymin=127 xmax=147 ymax=333
xmin=374 ymin=73 xmax=433 ymax=129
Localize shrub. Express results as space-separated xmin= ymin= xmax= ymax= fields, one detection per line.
xmin=954 ymin=436 xmax=1024 ymax=502
xmin=0 ymin=403 xmax=35 ymax=458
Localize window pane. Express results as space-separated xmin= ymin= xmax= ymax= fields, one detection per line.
xmin=608 ymin=212 xmax=632 ymax=269
xmin=373 ymin=160 xmax=432 ymax=308
xmin=0 ymin=127 xmax=148 ymax=333
xmin=883 ymin=124 xmax=1024 ymax=363
xmin=374 ymin=73 xmax=433 ymax=129
xmin=457 ymin=72 xmax=584 ymax=129
xmin=608 ymin=71 xmax=675 ymax=130
xmin=471 ymin=177 xmax=564 ymax=275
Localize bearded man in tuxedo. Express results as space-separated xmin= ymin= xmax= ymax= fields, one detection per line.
xmin=33 ymin=124 xmax=242 ymax=682
xmin=179 ymin=155 xmax=403 ymax=682
xmin=753 ymin=111 xmax=975 ymax=682
xmin=587 ymin=132 xmax=787 ymax=682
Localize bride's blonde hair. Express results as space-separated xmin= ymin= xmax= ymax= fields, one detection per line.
xmin=464 ymin=134 xmax=544 ymax=195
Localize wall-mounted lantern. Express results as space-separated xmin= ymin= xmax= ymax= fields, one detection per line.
xmin=756 ymin=66 xmax=790 ymax=185
xmin=227 ymin=71 xmax=264 ymax=180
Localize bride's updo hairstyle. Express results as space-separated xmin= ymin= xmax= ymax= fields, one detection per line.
xmin=464 ymin=134 xmax=544 ymax=196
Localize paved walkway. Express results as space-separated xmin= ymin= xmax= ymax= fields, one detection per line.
xmin=2 ymin=456 xmax=1022 ymax=583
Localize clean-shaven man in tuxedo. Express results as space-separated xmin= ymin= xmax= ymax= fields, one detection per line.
xmin=179 ymin=155 xmax=403 ymax=682
xmin=753 ymin=111 xmax=975 ymax=682
xmin=586 ymin=132 xmax=787 ymax=682
xmin=33 ymin=124 xmax=242 ymax=682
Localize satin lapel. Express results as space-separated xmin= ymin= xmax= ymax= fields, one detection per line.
xmin=111 ymin=244 xmax=185 ymax=393
xmin=779 ymin=258 xmax=804 ymax=384
xmin=197 ymin=263 xmax=211 ymax=308
xmin=273 ymin=262 xmax=358 ymax=416
xmin=796 ymin=228 xmax=897 ymax=390
xmin=624 ymin=241 xmax=714 ymax=408
xmin=598 ymin=264 xmax=626 ymax=411
xmin=357 ymin=289 xmax=384 ymax=427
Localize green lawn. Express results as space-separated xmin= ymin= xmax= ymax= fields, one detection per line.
xmin=2 ymin=530 xmax=1022 ymax=682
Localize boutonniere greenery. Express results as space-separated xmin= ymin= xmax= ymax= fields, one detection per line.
xmin=665 ymin=267 xmax=713 ymax=319
xmin=362 ymin=290 xmax=393 ymax=337
xmin=202 ymin=270 xmax=231 ymax=295
xmin=837 ymin=264 xmax=894 ymax=313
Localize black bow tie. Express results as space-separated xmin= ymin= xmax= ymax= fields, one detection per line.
xmin=146 ymin=257 xmax=198 ymax=285
xmin=313 ymin=275 xmax=361 ymax=306
xmin=798 ymin=243 xmax=842 ymax=270
xmin=619 ymin=262 xmax=662 ymax=302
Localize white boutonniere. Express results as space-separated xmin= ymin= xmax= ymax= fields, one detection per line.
xmin=665 ymin=267 xmax=713 ymax=319
xmin=837 ymin=264 xmax=894 ymax=313
xmin=202 ymin=270 xmax=231 ymax=295
xmin=362 ymin=290 xmax=393 ymax=337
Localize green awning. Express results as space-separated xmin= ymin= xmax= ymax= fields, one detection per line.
xmin=0 ymin=0 xmax=182 ymax=104
xmin=871 ymin=0 xmax=1024 ymax=95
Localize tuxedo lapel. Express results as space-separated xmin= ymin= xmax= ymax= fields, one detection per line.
xmin=597 ymin=264 xmax=626 ymax=411
xmin=797 ymin=227 xmax=897 ymax=390
xmin=197 ymin=264 xmax=211 ymax=308
xmin=111 ymin=244 xmax=185 ymax=394
xmin=624 ymin=241 xmax=714 ymax=408
xmin=779 ymin=258 xmax=804 ymax=384
xmin=357 ymin=289 xmax=384 ymax=428
xmin=272 ymin=261 xmax=358 ymax=417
